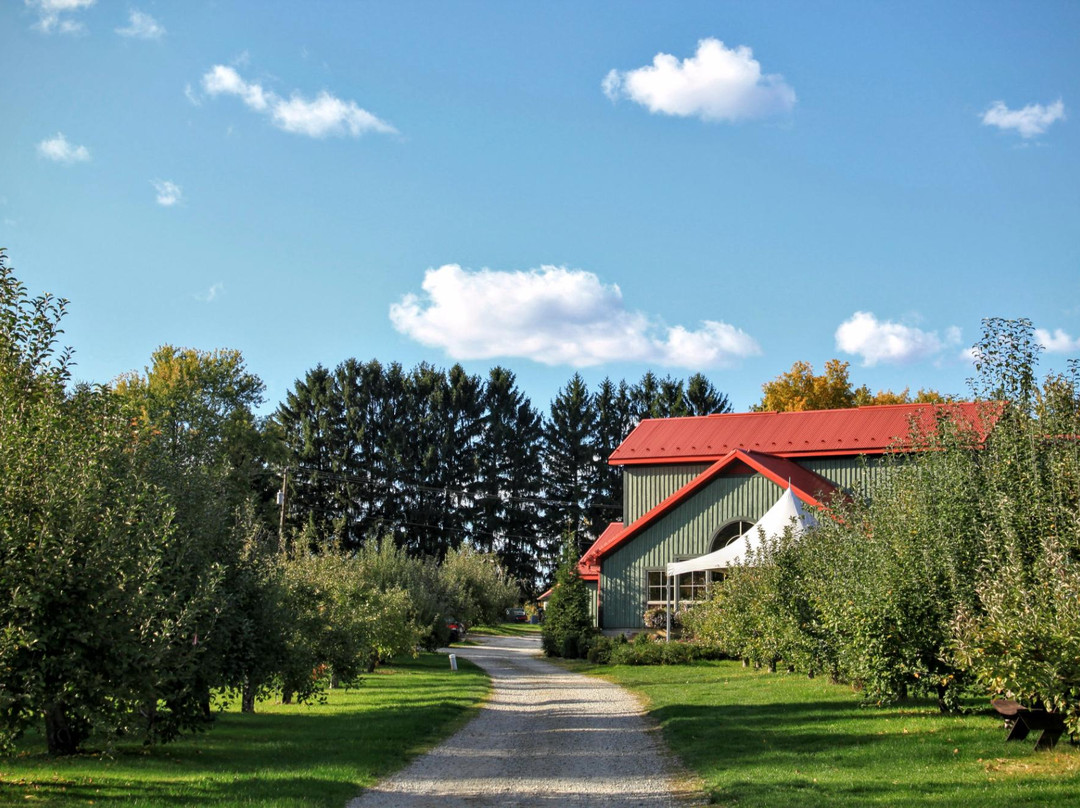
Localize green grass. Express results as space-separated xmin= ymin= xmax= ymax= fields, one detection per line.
xmin=466 ymin=622 xmax=542 ymax=637
xmin=562 ymin=658 xmax=1080 ymax=806
xmin=0 ymin=653 xmax=489 ymax=807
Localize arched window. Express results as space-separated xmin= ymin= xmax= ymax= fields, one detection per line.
xmin=710 ymin=519 xmax=754 ymax=553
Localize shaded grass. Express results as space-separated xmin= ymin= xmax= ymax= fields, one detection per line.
xmin=0 ymin=653 xmax=488 ymax=807
xmin=562 ymin=658 xmax=1080 ymax=806
xmin=466 ymin=623 xmax=542 ymax=638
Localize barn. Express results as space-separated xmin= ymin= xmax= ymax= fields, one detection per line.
xmin=577 ymin=402 xmax=984 ymax=632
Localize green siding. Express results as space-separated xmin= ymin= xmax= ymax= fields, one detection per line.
xmin=799 ymin=455 xmax=888 ymax=493
xmin=600 ymin=455 xmax=879 ymax=630
xmin=586 ymin=580 xmax=597 ymax=622
xmin=623 ymin=463 xmax=711 ymax=523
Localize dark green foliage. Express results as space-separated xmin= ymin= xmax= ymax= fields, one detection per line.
xmin=686 ymin=372 xmax=733 ymax=416
xmin=274 ymin=361 xmax=732 ymax=591
xmin=541 ymin=537 xmax=594 ymax=657
xmin=543 ymin=374 xmax=598 ymax=556
xmin=589 ymin=378 xmax=634 ymax=541
xmin=474 ymin=367 xmax=545 ymax=590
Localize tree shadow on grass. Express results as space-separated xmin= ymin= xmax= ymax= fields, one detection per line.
xmin=3 ymin=658 xmax=487 ymax=807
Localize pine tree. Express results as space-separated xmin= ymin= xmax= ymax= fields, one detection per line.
xmin=686 ymin=372 xmax=732 ymax=415
xmin=475 ymin=367 xmax=544 ymax=591
xmin=544 ymin=374 xmax=598 ymax=558
xmin=540 ymin=535 xmax=593 ymax=658
xmin=276 ymin=365 xmax=342 ymax=551
xmin=589 ymin=377 xmax=632 ymax=534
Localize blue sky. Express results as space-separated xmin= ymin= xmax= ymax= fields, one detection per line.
xmin=2 ymin=1 xmax=1078 ymax=414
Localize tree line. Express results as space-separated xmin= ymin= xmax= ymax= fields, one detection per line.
xmin=275 ymin=362 xmax=731 ymax=589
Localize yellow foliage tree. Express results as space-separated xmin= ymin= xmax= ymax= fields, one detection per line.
xmin=755 ymin=360 xmax=953 ymax=412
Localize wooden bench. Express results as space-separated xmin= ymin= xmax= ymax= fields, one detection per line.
xmin=991 ymin=699 xmax=1067 ymax=751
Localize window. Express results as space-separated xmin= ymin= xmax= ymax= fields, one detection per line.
xmin=678 ymin=570 xmax=709 ymax=603
xmin=646 ymin=570 xmax=666 ymax=605
xmin=710 ymin=519 xmax=754 ymax=553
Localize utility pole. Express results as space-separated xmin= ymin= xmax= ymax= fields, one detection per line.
xmin=277 ymin=466 xmax=289 ymax=555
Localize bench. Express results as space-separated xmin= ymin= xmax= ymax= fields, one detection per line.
xmin=991 ymin=699 xmax=1067 ymax=751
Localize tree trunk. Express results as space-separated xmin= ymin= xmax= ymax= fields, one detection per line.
xmin=242 ymin=678 xmax=256 ymax=713
xmin=281 ymin=689 xmax=293 ymax=705
xmin=44 ymin=703 xmax=86 ymax=756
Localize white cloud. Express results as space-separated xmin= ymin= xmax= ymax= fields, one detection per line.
xmin=200 ymin=64 xmax=396 ymax=138
xmin=836 ymin=311 xmax=960 ymax=366
xmin=26 ymin=0 xmax=94 ymax=33
xmin=202 ymin=65 xmax=270 ymax=111
xmin=184 ymin=83 xmax=201 ymax=106
xmin=602 ymin=38 xmax=796 ymax=122
xmin=197 ymin=282 xmax=224 ymax=303
xmin=116 ymin=9 xmax=164 ymax=39
xmin=390 ymin=264 xmax=761 ymax=369
xmin=1035 ymin=327 xmax=1080 ymax=354
xmin=982 ymin=99 xmax=1065 ymax=138
xmin=37 ymin=132 xmax=90 ymax=163
xmin=152 ymin=179 xmax=182 ymax=206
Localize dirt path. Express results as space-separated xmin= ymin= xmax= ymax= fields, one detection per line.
xmin=347 ymin=633 xmax=693 ymax=807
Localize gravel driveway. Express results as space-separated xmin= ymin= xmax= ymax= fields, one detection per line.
xmin=347 ymin=633 xmax=694 ymax=807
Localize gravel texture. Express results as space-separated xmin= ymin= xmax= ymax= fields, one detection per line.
xmin=347 ymin=634 xmax=693 ymax=807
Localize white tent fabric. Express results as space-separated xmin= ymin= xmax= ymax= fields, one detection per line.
xmin=665 ymin=487 xmax=816 ymax=577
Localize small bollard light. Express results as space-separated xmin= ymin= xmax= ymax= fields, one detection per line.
xmin=449 ymin=654 xmax=458 ymax=671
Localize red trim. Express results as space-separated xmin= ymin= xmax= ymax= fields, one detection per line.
xmin=578 ymin=521 xmax=624 ymax=578
xmin=582 ymin=449 xmax=838 ymax=566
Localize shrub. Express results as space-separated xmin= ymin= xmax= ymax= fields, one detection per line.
xmin=541 ymin=536 xmax=593 ymax=658
xmin=643 ymin=605 xmax=687 ymax=632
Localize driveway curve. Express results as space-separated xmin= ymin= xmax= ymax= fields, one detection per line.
xmin=347 ymin=633 xmax=691 ymax=807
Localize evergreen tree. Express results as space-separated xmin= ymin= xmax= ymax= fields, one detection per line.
xmin=589 ymin=377 xmax=632 ymax=534
xmin=630 ymin=370 xmax=661 ymax=421
xmin=275 ymin=365 xmax=342 ymax=550
xmin=686 ymin=372 xmax=732 ymax=415
xmin=544 ymin=374 xmax=598 ymax=557
xmin=475 ymin=367 xmax=545 ymax=591
xmin=655 ymin=375 xmax=690 ymax=417
xmin=540 ymin=535 xmax=593 ymax=658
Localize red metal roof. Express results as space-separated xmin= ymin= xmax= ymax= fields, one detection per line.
xmin=609 ymin=402 xmax=991 ymax=465
xmin=581 ymin=450 xmax=838 ymax=566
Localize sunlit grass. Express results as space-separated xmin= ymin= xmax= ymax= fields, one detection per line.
xmin=564 ymin=658 xmax=1080 ymax=806
xmin=0 ymin=653 xmax=488 ymax=807
xmin=466 ymin=622 xmax=542 ymax=637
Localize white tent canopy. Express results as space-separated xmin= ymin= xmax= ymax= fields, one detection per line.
xmin=665 ymin=487 xmax=817 ymax=578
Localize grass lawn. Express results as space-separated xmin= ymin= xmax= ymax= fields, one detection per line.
xmin=0 ymin=653 xmax=488 ymax=807
xmin=466 ymin=622 xmax=542 ymax=638
xmin=564 ymin=658 xmax=1080 ymax=806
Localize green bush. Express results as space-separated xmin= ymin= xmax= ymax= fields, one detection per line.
xmin=541 ymin=536 xmax=593 ymax=658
